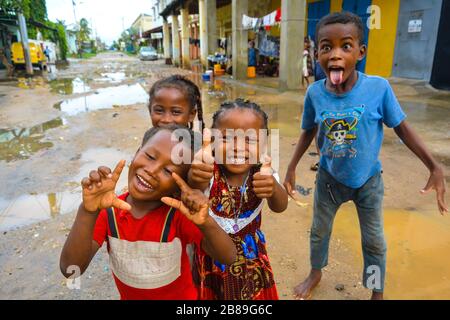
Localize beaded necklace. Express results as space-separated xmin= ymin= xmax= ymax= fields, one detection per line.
xmin=220 ymin=167 xmax=251 ymax=233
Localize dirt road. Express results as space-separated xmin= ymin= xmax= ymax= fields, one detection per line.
xmin=0 ymin=52 xmax=449 ymax=300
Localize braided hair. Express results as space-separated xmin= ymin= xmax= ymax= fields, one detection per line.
xmin=148 ymin=74 xmax=205 ymax=131
xmin=212 ymin=98 xmax=269 ymax=132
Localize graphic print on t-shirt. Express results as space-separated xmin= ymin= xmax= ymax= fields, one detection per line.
xmin=320 ymin=106 xmax=364 ymax=159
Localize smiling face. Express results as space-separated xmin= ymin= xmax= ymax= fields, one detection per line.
xmin=317 ymin=23 xmax=366 ymax=88
xmin=214 ymin=108 xmax=266 ymax=176
xmin=149 ymin=87 xmax=196 ymax=128
xmin=128 ymin=130 xmax=190 ymax=201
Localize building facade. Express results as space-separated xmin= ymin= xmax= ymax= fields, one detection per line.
xmin=158 ymin=0 xmax=449 ymax=90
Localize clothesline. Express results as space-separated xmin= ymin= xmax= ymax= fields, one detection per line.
xmin=242 ymin=8 xmax=281 ymax=30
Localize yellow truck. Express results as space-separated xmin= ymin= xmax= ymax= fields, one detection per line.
xmin=11 ymin=42 xmax=47 ymax=70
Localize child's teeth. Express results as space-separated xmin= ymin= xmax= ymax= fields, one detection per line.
xmin=137 ymin=175 xmax=151 ymax=188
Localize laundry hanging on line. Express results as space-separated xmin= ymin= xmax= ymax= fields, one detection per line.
xmin=242 ymin=8 xmax=281 ymax=30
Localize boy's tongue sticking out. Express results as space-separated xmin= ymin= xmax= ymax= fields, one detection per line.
xmin=330 ymin=69 xmax=344 ymax=86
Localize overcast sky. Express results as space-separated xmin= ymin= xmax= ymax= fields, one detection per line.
xmin=46 ymin=0 xmax=153 ymax=45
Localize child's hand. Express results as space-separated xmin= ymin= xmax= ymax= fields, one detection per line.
xmin=161 ymin=172 xmax=210 ymax=226
xmin=283 ymin=167 xmax=297 ymax=198
xmin=253 ymin=156 xmax=276 ymax=199
xmin=81 ymin=160 xmax=131 ymax=213
xmin=421 ymin=167 xmax=448 ymax=215
xmin=190 ymin=128 xmax=214 ymax=185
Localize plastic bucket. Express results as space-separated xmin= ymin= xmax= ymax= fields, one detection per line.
xmin=206 ymin=70 xmax=214 ymax=81
xmin=247 ymin=66 xmax=256 ymax=78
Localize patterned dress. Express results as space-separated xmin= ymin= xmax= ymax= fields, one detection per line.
xmin=193 ymin=163 xmax=278 ymax=300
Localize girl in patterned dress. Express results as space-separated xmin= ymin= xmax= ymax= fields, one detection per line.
xmin=188 ymin=99 xmax=288 ymax=300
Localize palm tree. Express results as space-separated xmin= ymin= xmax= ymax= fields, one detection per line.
xmin=77 ymin=18 xmax=91 ymax=42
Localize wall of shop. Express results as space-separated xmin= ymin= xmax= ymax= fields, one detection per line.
xmin=430 ymin=0 xmax=450 ymax=90
xmin=365 ymin=0 xmax=400 ymax=77
xmin=305 ymin=0 xmax=405 ymax=76
xmin=392 ymin=0 xmax=442 ymax=81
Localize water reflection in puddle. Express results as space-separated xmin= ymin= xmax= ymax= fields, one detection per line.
xmin=53 ymin=83 xmax=149 ymax=116
xmin=0 ymin=147 xmax=131 ymax=231
xmin=0 ymin=191 xmax=81 ymax=232
xmin=0 ymin=117 xmax=67 ymax=162
xmin=49 ymin=77 xmax=91 ymax=95
xmin=94 ymin=72 xmax=126 ymax=83
xmin=333 ymin=204 xmax=450 ymax=299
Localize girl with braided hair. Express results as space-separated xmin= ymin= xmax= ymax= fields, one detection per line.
xmin=189 ymin=98 xmax=288 ymax=300
xmin=148 ymin=74 xmax=205 ymax=131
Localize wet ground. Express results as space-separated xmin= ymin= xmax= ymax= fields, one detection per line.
xmin=0 ymin=52 xmax=449 ymax=300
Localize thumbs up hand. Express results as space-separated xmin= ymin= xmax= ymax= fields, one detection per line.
xmin=252 ymin=155 xmax=276 ymax=199
xmin=188 ymin=128 xmax=215 ymax=190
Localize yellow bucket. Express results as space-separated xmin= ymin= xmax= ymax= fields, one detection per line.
xmin=214 ymin=64 xmax=222 ymax=72
xmin=247 ymin=66 xmax=256 ymax=78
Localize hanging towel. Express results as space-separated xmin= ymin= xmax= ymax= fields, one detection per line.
xmin=263 ymin=10 xmax=277 ymax=26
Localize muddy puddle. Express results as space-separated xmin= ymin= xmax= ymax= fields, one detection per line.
xmin=333 ymin=203 xmax=450 ymax=299
xmin=384 ymin=100 xmax=450 ymax=180
xmin=53 ymin=83 xmax=148 ymax=116
xmin=0 ymin=148 xmax=131 ymax=232
xmin=0 ymin=117 xmax=67 ymax=162
xmin=49 ymin=77 xmax=91 ymax=95
xmin=94 ymin=72 xmax=127 ymax=83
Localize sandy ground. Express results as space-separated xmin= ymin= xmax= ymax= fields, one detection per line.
xmin=0 ymin=52 xmax=449 ymax=300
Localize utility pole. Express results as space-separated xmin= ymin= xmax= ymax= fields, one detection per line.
xmin=72 ymin=0 xmax=78 ymax=24
xmin=17 ymin=12 xmax=33 ymax=76
xmin=72 ymin=0 xmax=82 ymax=57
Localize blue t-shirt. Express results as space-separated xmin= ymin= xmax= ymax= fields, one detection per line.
xmin=302 ymin=72 xmax=406 ymax=188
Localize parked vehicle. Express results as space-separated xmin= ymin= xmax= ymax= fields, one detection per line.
xmin=139 ymin=46 xmax=158 ymax=61
xmin=11 ymin=42 xmax=47 ymax=70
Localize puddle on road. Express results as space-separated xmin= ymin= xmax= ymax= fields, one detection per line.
xmin=94 ymin=72 xmax=126 ymax=83
xmin=53 ymin=83 xmax=149 ymax=116
xmin=0 ymin=117 xmax=67 ymax=162
xmin=0 ymin=191 xmax=81 ymax=232
xmin=399 ymin=100 xmax=450 ymax=143
xmin=385 ymin=100 xmax=450 ymax=180
xmin=49 ymin=77 xmax=91 ymax=95
xmin=0 ymin=147 xmax=131 ymax=232
xmin=333 ymin=203 xmax=450 ymax=299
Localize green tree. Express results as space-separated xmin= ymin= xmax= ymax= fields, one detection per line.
xmin=117 ymin=27 xmax=138 ymax=52
xmin=77 ymin=18 xmax=91 ymax=42
xmin=0 ymin=0 xmax=31 ymax=16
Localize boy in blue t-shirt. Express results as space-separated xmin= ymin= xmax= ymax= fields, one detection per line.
xmin=284 ymin=12 xmax=447 ymax=300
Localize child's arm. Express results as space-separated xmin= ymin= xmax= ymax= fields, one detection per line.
xmin=394 ymin=121 xmax=448 ymax=214
xmin=60 ymin=205 xmax=101 ymax=277
xmin=283 ymin=127 xmax=318 ymax=197
xmin=188 ymin=128 xmax=214 ymax=191
xmin=162 ymin=173 xmax=237 ymax=265
xmin=60 ymin=160 xmax=132 ymax=277
xmin=253 ymin=155 xmax=288 ymax=212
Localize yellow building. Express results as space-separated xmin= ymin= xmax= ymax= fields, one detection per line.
xmin=305 ymin=0 xmax=400 ymax=78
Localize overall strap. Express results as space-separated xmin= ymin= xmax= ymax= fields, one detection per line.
xmin=106 ymin=207 xmax=120 ymax=239
xmin=160 ymin=207 xmax=176 ymax=243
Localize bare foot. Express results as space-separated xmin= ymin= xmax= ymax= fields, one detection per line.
xmin=293 ymin=269 xmax=322 ymax=300
xmin=371 ymin=291 xmax=384 ymax=300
